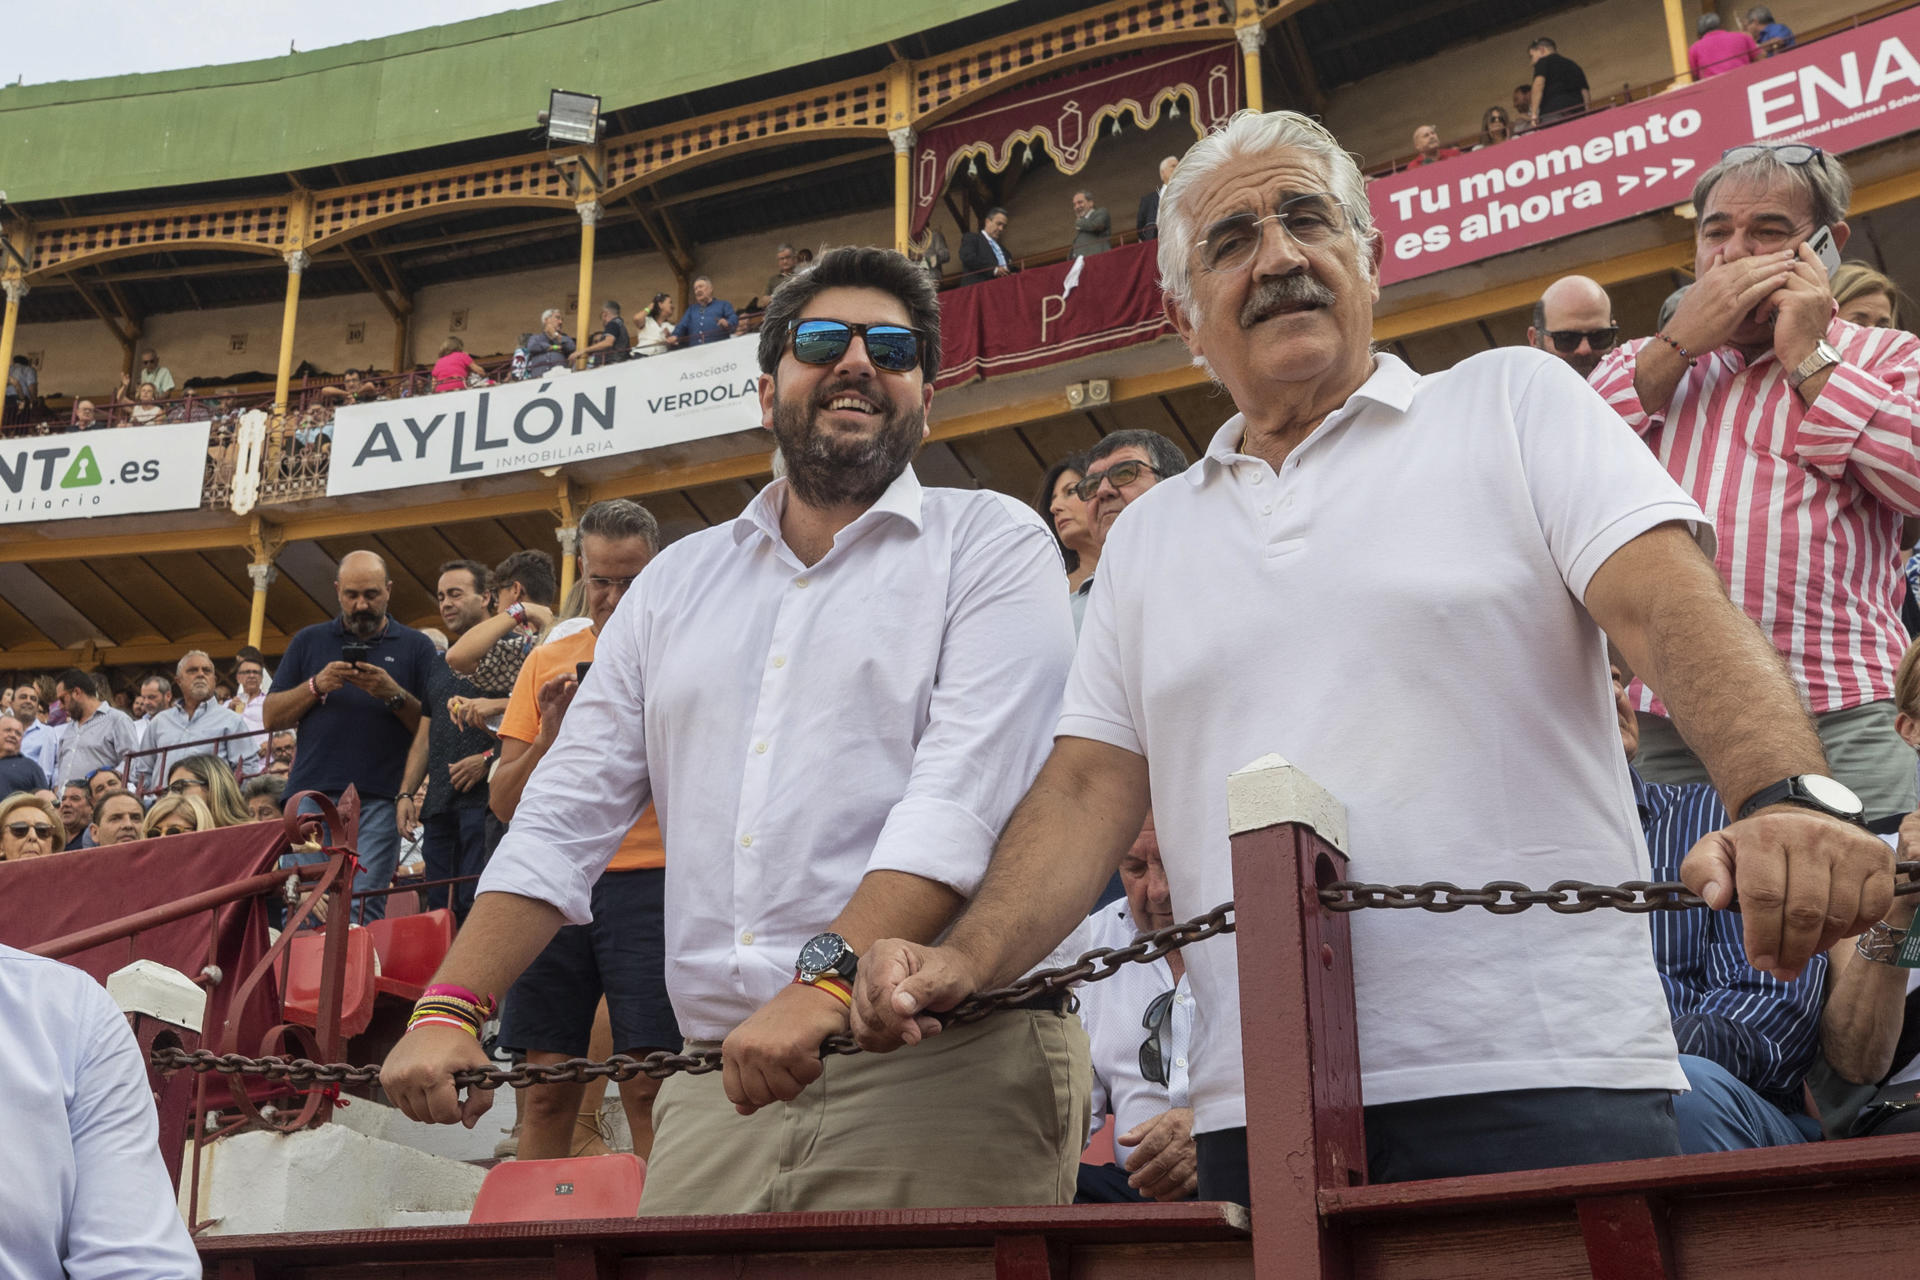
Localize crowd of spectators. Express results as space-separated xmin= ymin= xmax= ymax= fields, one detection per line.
xmin=1393 ymin=8 xmax=1801 ymax=170
xmin=19 ymin=15 xmax=1920 ymax=1243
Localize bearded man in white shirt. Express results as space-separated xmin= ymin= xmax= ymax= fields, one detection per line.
xmin=384 ymin=246 xmax=1085 ymax=1212
xmin=854 ymin=109 xmax=1893 ymax=1200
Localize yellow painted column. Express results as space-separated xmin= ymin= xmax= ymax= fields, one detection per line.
xmin=574 ymin=201 xmax=599 ymax=371
xmin=891 ymin=127 xmax=915 ymax=254
xmin=557 ymin=524 xmax=579 ymax=601
xmin=271 ymin=251 xmax=308 ymax=422
xmin=1664 ymin=0 xmax=1691 ymax=85
xmin=1237 ymin=23 xmax=1266 ymax=112
xmin=246 ymin=558 xmax=276 ymax=648
xmin=0 ymin=279 xmax=26 ymax=387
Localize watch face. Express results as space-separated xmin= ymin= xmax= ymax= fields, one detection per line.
xmin=1801 ymin=774 xmax=1865 ymax=817
xmin=797 ymin=932 xmax=847 ymax=978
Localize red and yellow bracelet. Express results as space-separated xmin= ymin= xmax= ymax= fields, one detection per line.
xmin=793 ymin=974 xmax=853 ymax=1007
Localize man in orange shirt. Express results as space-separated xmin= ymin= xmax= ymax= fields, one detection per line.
xmin=490 ymin=498 xmax=674 ymax=1160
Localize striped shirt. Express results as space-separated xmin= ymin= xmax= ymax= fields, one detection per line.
xmin=1634 ymin=771 xmax=1824 ymax=1111
xmin=1591 ymin=319 xmax=1920 ymax=715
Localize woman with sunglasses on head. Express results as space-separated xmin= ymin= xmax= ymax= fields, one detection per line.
xmin=0 ymin=791 xmax=65 ymax=860
xmin=1035 ymin=455 xmax=1100 ymax=597
xmin=164 ymin=755 xmax=250 ymax=828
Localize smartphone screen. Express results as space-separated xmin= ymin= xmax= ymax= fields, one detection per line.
xmin=342 ymin=642 xmax=370 ymax=665
xmin=575 ymin=661 xmax=593 ymax=681
xmin=1807 ymin=225 xmax=1842 ymax=276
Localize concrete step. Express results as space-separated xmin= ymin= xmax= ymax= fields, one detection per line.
xmin=185 ymin=1116 xmax=488 ymax=1235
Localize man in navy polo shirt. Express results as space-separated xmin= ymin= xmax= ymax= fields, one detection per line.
xmin=264 ymin=549 xmax=435 ymax=923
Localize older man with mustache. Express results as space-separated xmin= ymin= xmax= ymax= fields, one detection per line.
xmin=855 ymin=109 xmax=1893 ymax=1198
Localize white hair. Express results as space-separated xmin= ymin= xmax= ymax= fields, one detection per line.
xmin=1156 ymin=109 xmax=1377 ymax=326
xmin=540 ymin=308 xmax=562 ymax=325
xmin=175 ymin=649 xmax=213 ymax=677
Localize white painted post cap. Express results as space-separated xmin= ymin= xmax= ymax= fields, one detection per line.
xmin=1226 ymin=753 xmax=1349 ymax=852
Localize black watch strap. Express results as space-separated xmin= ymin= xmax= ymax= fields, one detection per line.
xmin=1737 ymin=775 xmax=1867 ymax=825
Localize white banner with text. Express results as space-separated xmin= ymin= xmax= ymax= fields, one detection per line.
xmin=0 ymin=421 xmax=210 ymax=523
xmin=326 ymin=344 xmax=764 ymax=496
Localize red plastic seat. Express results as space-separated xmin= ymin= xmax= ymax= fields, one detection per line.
xmin=282 ymin=926 xmax=377 ymax=1039
xmin=469 ymin=1154 xmax=647 ymax=1223
xmin=365 ymin=909 xmax=455 ymax=1002
xmin=1083 ymin=1115 xmax=1117 ymax=1166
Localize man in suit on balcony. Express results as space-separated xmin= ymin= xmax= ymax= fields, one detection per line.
xmin=1071 ymin=190 xmax=1112 ymax=257
xmin=1137 ymin=157 xmax=1178 ymax=242
xmin=958 ymin=208 xmax=1015 ymax=285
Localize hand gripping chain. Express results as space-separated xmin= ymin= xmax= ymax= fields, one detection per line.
xmin=149 ymin=865 xmax=1920 ymax=1089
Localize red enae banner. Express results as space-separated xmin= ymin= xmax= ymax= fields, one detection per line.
xmin=1370 ymin=7 xmax=1920 ymax=287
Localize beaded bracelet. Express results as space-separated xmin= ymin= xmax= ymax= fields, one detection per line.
xmin=307 ymin=676 xmax=327 ymax=704
xmin=1653 ymin=330 xmax=1697 ymax=366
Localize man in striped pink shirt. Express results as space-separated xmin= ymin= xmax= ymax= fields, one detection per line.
xmin=1591 ymin=143 xmax=1920 ymax=818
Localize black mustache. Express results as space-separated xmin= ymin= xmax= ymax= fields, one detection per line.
xmin=1240 ymin=275 xmax=1337 ymax=328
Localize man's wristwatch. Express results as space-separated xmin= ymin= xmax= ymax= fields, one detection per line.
xmin=1787 ymin=339 xmax=1842 ymax=390
xmin=795 ymin=932 xmax=858 ymax=986
xmin=1737 ymin=774 xmax=1867 ymax=825
xmin=383 ymin=691 xmax=408 ymax=711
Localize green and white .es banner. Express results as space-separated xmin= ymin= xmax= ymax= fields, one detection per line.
xmin=0 ymin=421 xmax=210 ymax=523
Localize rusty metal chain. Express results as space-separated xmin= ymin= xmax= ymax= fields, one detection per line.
xmin=150 ymin=863 xmax=1920 ymax=1090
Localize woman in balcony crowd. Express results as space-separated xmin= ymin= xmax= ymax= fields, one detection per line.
xmin=524 ymin=308 xmax=576 ymax=376
xmin=633 ymin=293 xmax=676 ymax=356
xmin=1832 ymin=263 xmax=1903 ymax=330
xmin=114 ymin=375 xmax=165 ymax=425
xmin=0 ymin=791 xmax=65 ymax=860
xmin=1477 ymin=105 xmax=1513 ymax=149
xmin=431 ymin=337 xmax=484 ymax=393
xmin=143 ymin=794 xmax=214 ymax=839
xmin=165 ymin=755 xmax=251 ymax=827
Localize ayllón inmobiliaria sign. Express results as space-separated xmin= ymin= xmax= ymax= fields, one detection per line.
xmin=326 ymin=342 xmax=763 ymax=497
xmin=1370 ymin=7 xmax=1920 ymax=287
xmin=0 ymin=420 xmax=210 ymax=524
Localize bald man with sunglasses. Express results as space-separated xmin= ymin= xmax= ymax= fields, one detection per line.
xmin=1529 ymin=275 xmax=1617 ymax=379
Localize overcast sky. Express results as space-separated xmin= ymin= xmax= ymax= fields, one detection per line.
xmin=10 ymin=0 xmax=539 ymax=86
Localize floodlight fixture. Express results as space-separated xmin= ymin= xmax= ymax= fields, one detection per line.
xmin=542 ymin=90 xmax=604 ymax=147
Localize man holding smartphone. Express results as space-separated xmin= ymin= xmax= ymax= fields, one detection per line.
xmin=263 ymin=549 xmax=436 ymax=922
xmin=1592 ymin=142 xmax=1920 ymax=817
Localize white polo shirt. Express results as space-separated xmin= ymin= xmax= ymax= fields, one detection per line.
xmin=1060 ymin=350 xmax=1697 ymax=1133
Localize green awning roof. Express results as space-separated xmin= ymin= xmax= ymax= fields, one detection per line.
xmin=0 ymin=0 xmax=1010 ymax=204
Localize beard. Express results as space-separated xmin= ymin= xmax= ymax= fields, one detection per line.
xmin=770 ymin=378 xmax=923 ymax=509
xmin=343 ymin=608 xmax=387 ymax=639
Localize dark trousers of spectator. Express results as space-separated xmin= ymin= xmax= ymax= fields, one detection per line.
xmin=421 ymin=804 xmax=491 ymax=922
xmin=1074 ymin=1161 xmax=1148 ymax=1203
xmin=1193 ymin=1086 xmax=1680 ymax=1202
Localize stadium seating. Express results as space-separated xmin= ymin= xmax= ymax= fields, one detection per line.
xmin=469 ymin=1154 xmax=648 ymax=1223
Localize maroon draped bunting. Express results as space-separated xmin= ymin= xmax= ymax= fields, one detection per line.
xmin=912 ymin=43 xmax=1241 ymax=240
xmin=1 ymin=823 xmax=288 ymax=1057
xmin=935 ymin=237 xmax=1174 ymax=390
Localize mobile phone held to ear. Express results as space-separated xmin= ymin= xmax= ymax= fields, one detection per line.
xmin=1807 ymin=224 xmax=1842 ymax=276
xmin=575 ymin=661 xmax=593 ymax=682
xmin=341 ymin=641 xmax=370 ymax=665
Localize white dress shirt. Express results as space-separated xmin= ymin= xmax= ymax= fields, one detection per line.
xmin=480 ymin=467 xmax=1076 ymax=1039
xmin=1066 ymin=901 xmax=1191 ymax=1146
xmin=19 ymin=718 xmax=60 ymax=778
xmin=0 ymin=945 xmax=202 ymax=1278
xmin=1061 ymin=351 xmax=1696 ymax=1133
